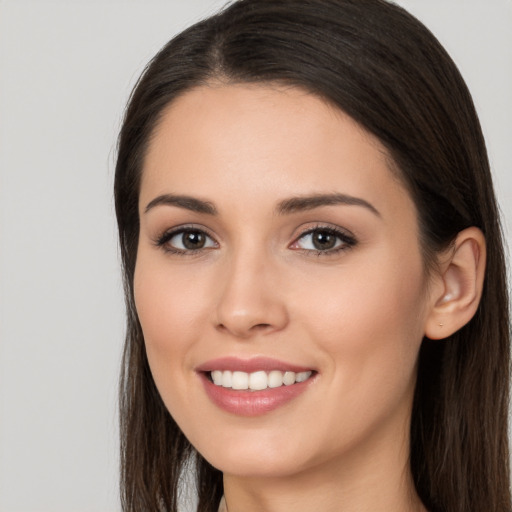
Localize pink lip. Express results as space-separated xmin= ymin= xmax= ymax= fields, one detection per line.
xmin=195 ymin=357 xmax=317 ymax=417
xmin=195 ymin=356 xmax=314 ymax=373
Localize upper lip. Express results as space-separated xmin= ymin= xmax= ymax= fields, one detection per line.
xmin=195 ymin=356 xmax=315 ymax=374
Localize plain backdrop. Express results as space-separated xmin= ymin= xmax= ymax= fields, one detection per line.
xmin=0 ymin=1 xmax=510 ymax=511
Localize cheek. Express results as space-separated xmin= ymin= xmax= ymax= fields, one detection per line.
xmin=133 ymin=252 xmax=211 ymax=379
xmin=296 ymin=251 xmax=427 ymax=405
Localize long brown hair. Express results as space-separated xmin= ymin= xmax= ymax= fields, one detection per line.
xmin=114 ymin=1 xmax=511 ymax=510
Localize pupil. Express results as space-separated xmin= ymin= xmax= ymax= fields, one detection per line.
xmin=183 ymin=231 xmax=205 ymax=250
xmin=313 ymin=231 xmax=336 ymax=250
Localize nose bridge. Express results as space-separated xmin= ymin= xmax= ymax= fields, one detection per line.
xmin=215 ymin=240 xmax=288 ymax=338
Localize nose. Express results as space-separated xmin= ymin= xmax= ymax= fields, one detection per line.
xmin=214 ymin=249 xmax=289 ymax=339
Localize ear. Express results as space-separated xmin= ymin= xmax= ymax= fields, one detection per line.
xmin=424 ymin=227 xmax=486 ymax=340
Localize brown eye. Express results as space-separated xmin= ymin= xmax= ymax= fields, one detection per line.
xmin=158 ymin=228 xmax=217 ymax=253
xmin=311 ymin=230 xmax=337 ymax=250
xmin=292 ymin=227 xmax=356 ymax=254
xmin=181 ymin=231 xmax=206 ymax=250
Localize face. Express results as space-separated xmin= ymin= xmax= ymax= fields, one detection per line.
xmin=134 ymin=84 xmax=434 ymax=480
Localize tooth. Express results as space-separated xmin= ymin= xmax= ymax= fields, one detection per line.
xmin=222 ymin=370 xmax=233 ymax=388
xmin=295 ymin=371 xmax=312 ymax=383
xmin=213 ymin=369 xmax=311 ymax=389
xmin=232 ymin=371 xmax=249 ymax=390
xmin=212 ymin=370 xmax=223 ymax=385
xmin=283 ymin=371 xmax=296 ymax=386
xmin=268 ymin=370 xmax=284 ymax=388
xmin=249 ymin=371 xmax=268 ymax=390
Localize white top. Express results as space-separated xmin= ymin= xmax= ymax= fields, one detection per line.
xmin=218 ymin=496 xmax=227 ymax=512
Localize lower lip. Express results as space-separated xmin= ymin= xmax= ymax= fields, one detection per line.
xmin=199 ymin=373 xmax=315 ymax=417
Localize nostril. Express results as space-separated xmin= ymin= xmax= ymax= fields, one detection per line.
xmin=215 ymin=322 xmax=273 ymax=338
xmin=250 ymin=323 xmax=273 ymax=332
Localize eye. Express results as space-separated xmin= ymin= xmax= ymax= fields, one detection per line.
xmin=156 ymin=228 xmax=217 ymax=254
xmin=291 ymin=226 xmax=356 ymax=254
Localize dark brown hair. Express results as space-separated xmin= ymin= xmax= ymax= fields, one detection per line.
xmin=114 ymin=1 xmax=511 ymax=511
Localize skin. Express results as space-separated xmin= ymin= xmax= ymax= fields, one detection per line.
xmin=134 ymin=84 xmax=437 ymax=512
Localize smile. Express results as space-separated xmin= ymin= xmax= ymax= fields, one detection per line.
xmin=210 ymin=370 xmax=313 ymax=390
xmin=196 ymin=357 xmax=317 ymax=416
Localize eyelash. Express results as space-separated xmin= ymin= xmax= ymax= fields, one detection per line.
xmin=154 ymin=224 xmax=218 ymax=255
xmin=292 ymin=225 xmax=357 ymax=256
xmin=154 ymin=224 xmax=357 ymax=257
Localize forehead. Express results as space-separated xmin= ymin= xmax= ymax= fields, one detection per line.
xmin=140 ymin=84 xmax=413 ymax=223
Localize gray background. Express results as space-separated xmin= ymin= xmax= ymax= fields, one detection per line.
xmin=0 ymin=1 xmax=510 ymax=511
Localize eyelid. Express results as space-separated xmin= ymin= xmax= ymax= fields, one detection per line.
xmin=154 ymin=224 xmax=219 ymax=254
xmin=153 ymin=222 xmax=356 ymax=256
xmin=289 ymin=223 xmax=357 ymax=253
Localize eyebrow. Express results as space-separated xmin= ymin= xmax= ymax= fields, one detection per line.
xmin=144 ymin=192 xmax=380 ymax=217
xmin=276 ymin=193 xmax=381 ymax=217
xmin=145 ymin=194 xmax=217 ymax=215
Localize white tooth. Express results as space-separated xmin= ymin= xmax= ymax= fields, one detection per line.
xmin=249 ymin=371 xmax=268 ymax=390
xmin=268 ymin=370 xmax=284 ymax=388
xmin=222 ymin=370 xmax=233 ymax=388
xmin=295 ymin=371 xmax=312 ymax=383
xmin=232 ymin=371 xmax=249 ymax=390
xmin=283 ymin=371 xmax=296 ymax=386
xmin=212 ymin=370 xmax=223 ymax=385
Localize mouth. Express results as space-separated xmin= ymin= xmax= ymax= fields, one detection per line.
xmin=196 ymin=357 xmax=317 ymax=416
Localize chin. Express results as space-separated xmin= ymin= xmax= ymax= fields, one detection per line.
xmin=192 ymin=427 xmax=327 ymax=479
xmin=209 ymin=451 xmax=311 ymax=479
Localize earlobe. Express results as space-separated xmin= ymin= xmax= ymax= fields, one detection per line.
xmin=424 ymin=227 xmax=486 ymax=340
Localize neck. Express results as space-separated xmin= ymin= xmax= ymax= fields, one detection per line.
xmin=222 ymin=411 xmax=426 ymax=512
xmin=223 ymin=461 xmax=425 ymax=512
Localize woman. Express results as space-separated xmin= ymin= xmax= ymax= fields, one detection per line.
xmin=114 ymin=0 xmax=511 ymax=511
